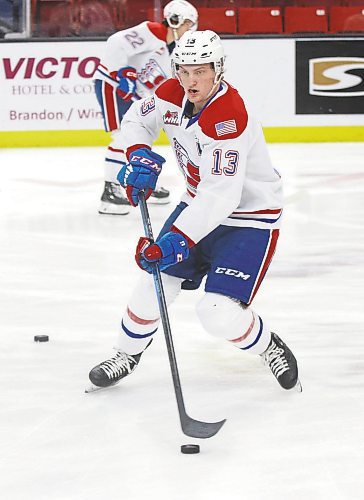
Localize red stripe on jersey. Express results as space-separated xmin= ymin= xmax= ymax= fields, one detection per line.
xmin=108 ymin=146 xmax=124 ymax=153
xmin=248 ymin=229 xmax=279 ymax=305
xmin=104 ymin=81 xmax=118 ymax=131
xmin=229 ymin=314 xmax=255 ymax=343
xmin=126 ymin=144 xmax=151 ymax=160
xmin=127 ymin=306 xmax=158 ymax=325
xmin=155 ymin=79 xmax=185 ymax=107
xmin=233 ymin=208 xmax=282 ymax=215
xmin=187 ymin=188 xmax=196 ymax=198
xmin=187 ymin=162 xmax=200 ymax=181
xmin=187 ymin=175 xmax=198 ymax=188
xmin=146 ymin=22 xmax=168 ymax=41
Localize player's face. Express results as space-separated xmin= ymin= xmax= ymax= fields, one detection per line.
xmin=178 ymin=64 xmax=216 ymax=111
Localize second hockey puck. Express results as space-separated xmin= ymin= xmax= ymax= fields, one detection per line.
xmin=34 ymin=335 xmax=49 ymax=342
xmin=181 ymin=444 xmax=200 ymax=454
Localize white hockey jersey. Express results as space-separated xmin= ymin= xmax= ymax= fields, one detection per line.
xmin=119 ymin=78 xmax=283 ymax=245
xmin=94 ymin=22 xmax=172 ymax=99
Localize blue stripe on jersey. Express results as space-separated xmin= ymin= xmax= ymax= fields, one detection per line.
xmin=105 ymin=158 xmax=126 ymax=165
xmin=239 ymin=316 xmax=263 ymax=350
xmin=229 ymin=213 xmax=282 ymax=224
xmin=121 ymin=320 xmax=157 ymax=339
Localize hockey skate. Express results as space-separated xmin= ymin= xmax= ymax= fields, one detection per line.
xmin=98 ymin=181 xmax=130 ymax=215
xmin=86 ymin=342 xmax=151 ymax=392
xmin=99 ymin=182 xmax=170 ymax=214
xmin=262 ymin=333 xmax=302 ymax=392
xmin=148 ymin=186 xmax=170 ymax=205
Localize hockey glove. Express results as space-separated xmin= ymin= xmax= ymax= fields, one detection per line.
xmin=117 ymin=148 xmax=166 ymax=207
xmin=135 ymin=231 xmax=189 ymax=273
xmin=116 ymin=66 xmax=139 ymax=101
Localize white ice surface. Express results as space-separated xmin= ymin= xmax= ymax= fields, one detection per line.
xmin=0 ymin=143 xmax=364 ymax=500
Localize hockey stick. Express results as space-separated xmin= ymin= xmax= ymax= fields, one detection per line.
xmin=138 ymin=191 xmax=226 ymax=439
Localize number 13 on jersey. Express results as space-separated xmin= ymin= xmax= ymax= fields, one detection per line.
xmin=212 ymin=149 xmax=239 ymax=176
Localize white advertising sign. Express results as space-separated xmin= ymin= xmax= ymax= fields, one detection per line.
xmin=0 ymin=41 xmax=104 ymax=131
xmin=0 ymin=38 xmax=363 ymax=133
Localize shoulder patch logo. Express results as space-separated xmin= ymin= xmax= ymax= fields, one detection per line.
xmin=215 ymin=119 xmax=237 ymax=137
xmin=163 ymin=110 xmax=179 ymax=125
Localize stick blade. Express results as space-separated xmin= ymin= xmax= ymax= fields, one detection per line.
xmin=181 ymin=416 xmax=226 ymax=439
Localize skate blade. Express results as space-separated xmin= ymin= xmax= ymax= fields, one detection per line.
xmin=85 ymin=382 xmax=120 ymax=393
xmin=98 ymin=202 xmax=130 ymax=215
xmin=295 ymin=379 xmax=303 ymax=393
xmin=148 ymin=197 xmax=171 ymax=205
xmin=85 ymin=384 xmax=106 ymax=393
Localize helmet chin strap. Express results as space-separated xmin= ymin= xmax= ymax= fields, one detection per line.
xmin=172 ymin=27 xmax=180 ymax=41
xmin=204 ymin=82 xmax=219 ymax=101
xmin=205 ymin=72 xmax=224 ymax=101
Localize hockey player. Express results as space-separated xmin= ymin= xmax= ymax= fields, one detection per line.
xmin=89 ymin=30 xmax=301 ymax=392
xmin=95 ymin=0 xmax=198 ymax=215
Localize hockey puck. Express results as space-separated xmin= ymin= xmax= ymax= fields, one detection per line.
xmin=34 ymin=335 xmax=49 ymax=342
xmin=181 ymin=444 xmax=200 ymax=454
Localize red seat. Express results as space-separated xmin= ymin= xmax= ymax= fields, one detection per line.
xmin=197 ymin=7 xmax=237 ymax=33
xmin=207 ymin=0 xmax=245 ymax=5
xmin=330 ymin=6 xmax=364 ymax=32
xmin=238 ymin=6 xmax=282 ymax=33
xmin=250 ymin=0 xmax=288 ymax=5
xmin=34 ymin=0 xmax=72 ymax=37
xmin=284 ymin=6 xmax=328 ymax=33
xmin=73 ymin=1 xmax=116 ymax=36
xmin=122 ymin=0 xmax=150 ymax=28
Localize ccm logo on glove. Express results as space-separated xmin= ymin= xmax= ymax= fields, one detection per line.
xmin=129 ymin=155 xmax=162 ymax=173
xmin=117 ymin=148 xmax=166 ymax=207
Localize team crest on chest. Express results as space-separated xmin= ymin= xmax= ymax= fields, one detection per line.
xmin=163 ymin=110 xmax=179 ymax=125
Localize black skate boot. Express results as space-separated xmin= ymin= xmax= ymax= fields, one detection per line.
xmin=88 ymin=342 xmax=150 ymax=389
xmin=98 ymin=181 xmax=130 ymax=215
xmin=262 ymin=333 xmax=301 ymax=391
xmin=149 ymin=186 xmax=170 ymax=205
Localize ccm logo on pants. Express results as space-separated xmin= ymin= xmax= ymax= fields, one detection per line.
xmin=215 ymin=267 xmax=251 ymax=280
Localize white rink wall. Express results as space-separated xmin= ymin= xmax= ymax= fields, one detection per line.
xmin=0 ymin=37 xmax=363 ymax=144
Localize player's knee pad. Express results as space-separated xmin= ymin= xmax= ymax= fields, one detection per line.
xmin=195 ymin=292 xmax=271 ymax=354
xmin=196 ymin=293 xmax=251 ymax=339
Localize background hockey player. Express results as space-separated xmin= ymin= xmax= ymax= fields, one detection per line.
xmin=89 ymin=30 xmax=301 ymax=392
xmin=95 ymin=0 xmax=198 ymax=215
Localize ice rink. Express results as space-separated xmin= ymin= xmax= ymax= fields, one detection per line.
xmin=0 ymin=142 xmax=363 ymax=500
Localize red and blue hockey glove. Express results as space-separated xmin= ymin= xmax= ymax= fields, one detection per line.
xmin=116 ymin=66 xmax=139 ymax=101
xmin=117 ymin=148 xmax=166 ymax=207
xmin=135 ymin=231 xmax=189 ymax=273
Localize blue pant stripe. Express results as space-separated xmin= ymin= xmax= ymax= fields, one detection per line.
xmin=121 ymin=320 xmax=157 ymax=339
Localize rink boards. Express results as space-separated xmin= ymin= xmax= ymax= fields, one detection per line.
xmin=0 ymin=37 xmax=363 ymax=146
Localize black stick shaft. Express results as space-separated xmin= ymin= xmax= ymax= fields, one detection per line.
xmin=138 ymin=193 xmax=187 ymax=418
xmin=138 ymin=192 xmax=226 ymax=438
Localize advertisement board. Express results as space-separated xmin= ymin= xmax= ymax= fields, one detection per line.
xmin=0 ymin=41 xmax=103 ymax=131
xmin=0 ymin=37 xmax=363 ymax=144
xmin=296 ymin=40 xmax=364 ymax=115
